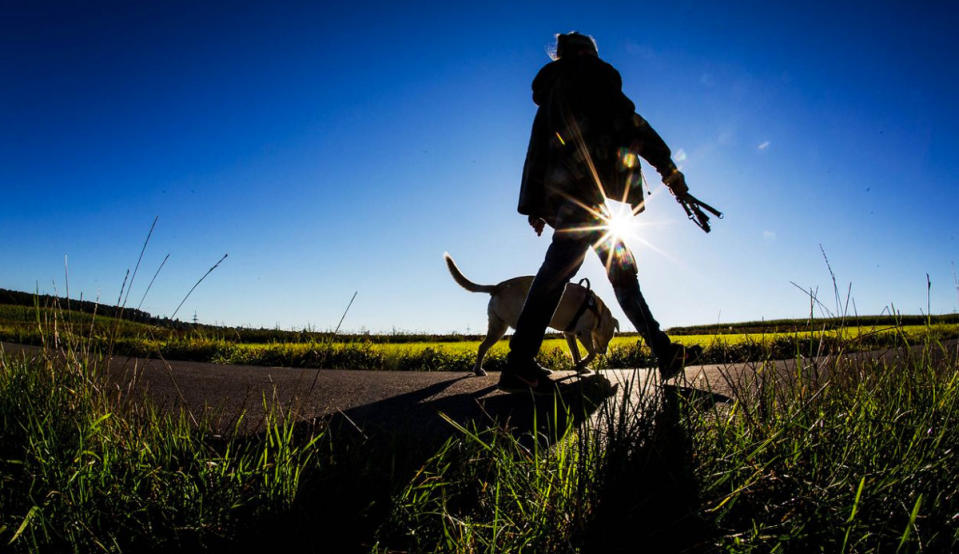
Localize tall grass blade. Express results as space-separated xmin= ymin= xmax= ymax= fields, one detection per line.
xmin=841 ymin=476 xmax=866 ymax=552
xmin=171 ymin=253 xmax=228 ymax=320
xmin=137 ymin=253 xmax=169 ymax=310
xmin=8 ymin=505 xmax=39 ymax=545
xmin=122 ymin=216 xmax=158 ymax=309
xmin=896 ymin=494 xmax=922 ymax=553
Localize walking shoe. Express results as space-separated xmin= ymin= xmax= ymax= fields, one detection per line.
xmin=497 ymin=372 xmax=557 ymax=395
xmin=657 ymin=343 xmax=703 ymax=382
xmin=498 ymin=359 xmax=556 ymax=394
xmin=574 ymin=365 xmax=594 ymax=375
xmin=504 ymin=357 xmax=553 ymax=380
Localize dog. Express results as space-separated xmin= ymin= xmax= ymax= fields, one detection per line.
xmin=445 ymin=253 xmax=619 ymax=376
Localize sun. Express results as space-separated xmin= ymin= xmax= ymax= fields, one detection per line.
xmin=553 ymin=197 xmax=646 ymax=249
xmin=604 ymin=206 xmax=635 ymax=241
xmin=552 ymin=193 xmax=669 ymax=274
xmin=598 ymin=200 xmax=644 ymax=244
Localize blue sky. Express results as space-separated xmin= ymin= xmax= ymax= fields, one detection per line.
xmin=2 ymin=1 xmax=957 ymax=333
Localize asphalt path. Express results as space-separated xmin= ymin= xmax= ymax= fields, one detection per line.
xmin=0 ymin=342 xmax=704 ymax=438
xmin=3 ymin=340 xmax=955 ymax=444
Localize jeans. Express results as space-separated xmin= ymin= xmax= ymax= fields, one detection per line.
xmin=508 ymin=204 xmax=672 ymax=365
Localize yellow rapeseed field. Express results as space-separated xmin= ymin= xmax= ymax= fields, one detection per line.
xmin=335 ymin=323 xmax=957 ymax=357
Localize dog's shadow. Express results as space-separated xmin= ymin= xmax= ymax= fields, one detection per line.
xmin=456 ymin=372 xmax=618 ymax=445
xmin=662 ymin=382 xmax=733 ymax=408
xmin=331 ymin=372 xmax=619 ymax=452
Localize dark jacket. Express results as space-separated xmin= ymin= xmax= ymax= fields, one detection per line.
xmin=518 ymin=55 xmax=676 ymax=226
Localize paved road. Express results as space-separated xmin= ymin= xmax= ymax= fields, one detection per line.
xmin=3 ymin=340 xmax=954 ymax=443
xmin=0 ymin=342 xmax=687 ymax=438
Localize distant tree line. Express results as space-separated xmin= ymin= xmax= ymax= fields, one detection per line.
xmin=3 ymin=287 xmax=956 ymax=343
xmin=0 ymin=287 xmax=497 ymax=343
xmin=666 ymin=313 xmax=959 ymax=335
xmin=0 ymin=287 xmax=184 ymax=327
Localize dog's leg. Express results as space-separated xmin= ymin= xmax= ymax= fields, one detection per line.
xmin=475 ymin=316 xmax=509 ymax=376
xmin=564 ymin=333 xmax=582 ymax=369
xmin=575 ymin=331 xmax=597 ymax=374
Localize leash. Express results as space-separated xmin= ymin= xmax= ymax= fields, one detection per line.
xmin=564 ymin=278 xmax=600 ymax=332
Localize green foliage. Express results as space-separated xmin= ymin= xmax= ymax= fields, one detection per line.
xmin=376 ymin=372 xmax=709 ymax=553
xmin=2 ymin=296 xmax=958 ymax=551
xmin=693 ymin=341 xmax=959 ymax=551
xmin=0 ymin=350 xmax=329 ymax=552
xmin=371 ymin=338 xmax=959 ymax=552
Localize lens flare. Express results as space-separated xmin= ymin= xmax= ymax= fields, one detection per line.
xmin=548 ymin=111 xmax=675 ymax=273
xmin=555 ymin=195 xmax=651 ymax=274
xmin=604 ymin=204 xmax=636 ymax=242
xmin=593 ymin=201 xmax=646 ymax=274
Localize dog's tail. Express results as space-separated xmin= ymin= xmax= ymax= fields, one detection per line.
xmin=444 ymin=253 xmax=498 ymax=294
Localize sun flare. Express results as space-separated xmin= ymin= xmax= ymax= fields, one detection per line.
xmin=604 ymin=206 xmax=635 ymax=241
xmin=594 ymin=200 xmax=646 ymax=246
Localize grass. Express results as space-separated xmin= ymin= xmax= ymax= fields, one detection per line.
xmin=2 ymin=308 xmax=957 ymax=551
xmin=0 ymin=348 xmax=323 ymax=551
xmin=375 ymin=336 xmax=959 ymax=552
xmin=694 ymin=341 xmax=959 ymax=551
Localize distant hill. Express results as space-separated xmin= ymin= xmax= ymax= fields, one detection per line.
xmin=0 ymin=287 xmax=174 ymax=327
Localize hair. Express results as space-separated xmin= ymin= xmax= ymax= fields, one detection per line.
xmin=550 ymin=32 xmax=598 ymax=60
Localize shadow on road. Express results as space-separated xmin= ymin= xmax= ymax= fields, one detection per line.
xmin=333 ymin=373 xmax=619 ymax=449
xmin=232 ymin=373 xmax=740 ymax=552
xmin=577 ymin=381 xmax=732 ymax=552
xmin=235 ymin=373 xmax=618 ymax=552
xmin=241 ymin=374 xmax=737 ymax=552
xmin=664 ymin=382 xmax=734 ymax=408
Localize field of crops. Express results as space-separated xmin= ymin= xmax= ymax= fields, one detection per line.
xmin=375 ymin=323 xmax=959 ymax=354
xmin=3 ymin=300 xmax=958 ymax=373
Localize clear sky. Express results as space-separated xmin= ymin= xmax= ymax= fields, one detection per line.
xmin=2 ymin=1 xmax=957 ymax=333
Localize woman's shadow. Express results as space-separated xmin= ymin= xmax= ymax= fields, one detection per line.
xmin=272 ymin=372 xmax=619 ymax=550
xmin=581 ymin=381 xmax=732 ymax=552
xmin=334 ymin=371 xmax=620 ymax=453
xmin=238 ymin=372 xmax=730 ymax=552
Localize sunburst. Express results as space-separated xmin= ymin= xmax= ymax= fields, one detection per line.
xmin=548 ymin=115 xmax=668 ymax=273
